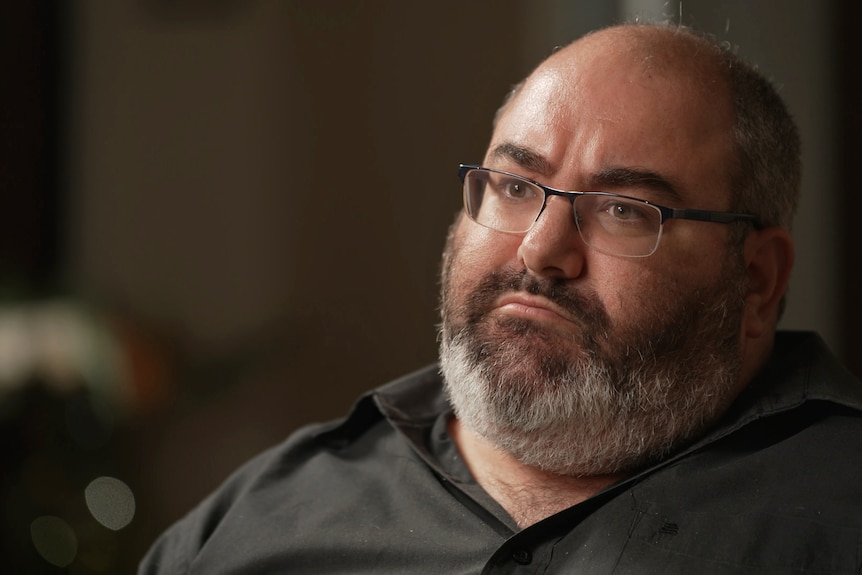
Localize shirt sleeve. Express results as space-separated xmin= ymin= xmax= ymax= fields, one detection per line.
xmin=135 ymin=440 xmax=286 ymax=574
xmin=135 ymin=418 xmax=354 ymax=574
xmin=137 ymin=515 xmax=196 ymax=575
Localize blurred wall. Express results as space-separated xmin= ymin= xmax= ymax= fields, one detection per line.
xmin=61 ymin=0 xmax=844 ymax=562
xmin=65 ymin=1 xmax=535 ymax=558
xmin=67 ymin=1 xmax=524 ymax=406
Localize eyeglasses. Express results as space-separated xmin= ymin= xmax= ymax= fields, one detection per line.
xmin=458 ymin=164 xmax=760 ymax=258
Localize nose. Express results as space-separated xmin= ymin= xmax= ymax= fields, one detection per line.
xmin=517 ymin=195 xmax=587 ymax=280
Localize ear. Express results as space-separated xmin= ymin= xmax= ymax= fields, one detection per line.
xmin=742 ymin=227 xmax=795 ymax=340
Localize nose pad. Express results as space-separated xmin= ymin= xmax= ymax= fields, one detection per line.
xmin=517 ymin=195 xmax=587 ymax=279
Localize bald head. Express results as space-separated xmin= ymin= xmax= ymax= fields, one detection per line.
xmin=555 ymin=25 xmax=729 ymax=85
xmin=489 ymin=23 xmax=738 ymax=220
xmin=494 ymin=23 xmax=800 ymax=231
xmin=497 ymin=26 xmax=728 ymax=122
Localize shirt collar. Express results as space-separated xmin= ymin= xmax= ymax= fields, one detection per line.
xmin=695 ymin=331 xmax=862 ymax=444
xmin=322 ymin=331 xmax=861 ymax=476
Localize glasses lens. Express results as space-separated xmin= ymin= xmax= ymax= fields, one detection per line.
xmin=574 ymin=194 xmax=663 ymax=257
xmin=464 ymin=169 xmax=544 ymax=233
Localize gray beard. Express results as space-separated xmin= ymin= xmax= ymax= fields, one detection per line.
xmin=439 ymin=249 xmax=747 ymax=477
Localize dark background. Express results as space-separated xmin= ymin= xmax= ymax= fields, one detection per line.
xmin=2 ymin=1 xmax=858 ymax=572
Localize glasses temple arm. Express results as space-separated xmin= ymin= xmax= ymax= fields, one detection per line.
xmin=664 ymin=207 xmax=762 ymax=228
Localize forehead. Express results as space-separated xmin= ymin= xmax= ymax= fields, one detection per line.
xmin=489 ymin=27 xmax=736 ymax=207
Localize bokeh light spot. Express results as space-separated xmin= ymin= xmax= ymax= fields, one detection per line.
xmin=30 ymin=515 xmax=78 ymax=567
xmin=84 ymin=476 xmax=136 ymax=531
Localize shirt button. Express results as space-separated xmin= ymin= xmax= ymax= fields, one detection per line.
xmin=512 ymin=549 xmax=532 ymax=565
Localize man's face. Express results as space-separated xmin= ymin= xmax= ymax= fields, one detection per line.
xmin=439 ymin=29 xmax=750 ymax=475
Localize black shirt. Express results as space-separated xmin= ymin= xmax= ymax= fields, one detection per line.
xmin=139 ymin=332 xmax=862 ymax=574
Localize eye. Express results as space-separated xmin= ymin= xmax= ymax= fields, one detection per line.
xmin=607 ymin=202 xmax=643 ymax=220
xmin=501 ymin=178 xmax=532 ymax=200
xmin=589 ymin=196 xmax=660 ymax=231
xmin=488 ymin=176 xmax=537 ymax=202
xmin=598 ymin=198 xmax=654 ymax=222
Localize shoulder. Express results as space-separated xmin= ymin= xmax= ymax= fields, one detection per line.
xmin=136 ymin=418 xmax=345 ymax=574
xmin=137 ymin=365 xmax=446 ymax=574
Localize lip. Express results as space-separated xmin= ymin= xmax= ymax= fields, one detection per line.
xmin=494 ymin=293 xmax=576 ymax=326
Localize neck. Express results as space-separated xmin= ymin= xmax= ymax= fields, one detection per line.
xmin=448 ymin=417 xmax=625 ymax=528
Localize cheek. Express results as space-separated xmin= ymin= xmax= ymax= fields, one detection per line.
xmin=597 ymin=263 xmax=662 ymax=320
xmin=597 ymin=244 xmax=729 ymax=327
xmin=451 ymin=222 xmax=523 ymax=279
xmin=443 ymin=222 xmax=524 ymax=317
xmin=665 ymin=223 xmax=733 ymax=274
xmin=594 ymin=256 xmax=693 ymax=324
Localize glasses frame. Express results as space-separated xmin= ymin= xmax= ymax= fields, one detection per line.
xmin=458 ymin=164 xmax=761 ymax=257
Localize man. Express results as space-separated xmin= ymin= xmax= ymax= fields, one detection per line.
xmin=140 ymin=23 xmax=862 ymax=574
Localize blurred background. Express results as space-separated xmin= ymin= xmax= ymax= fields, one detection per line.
xmin=1 ymin=0 xmax=859 ymax=572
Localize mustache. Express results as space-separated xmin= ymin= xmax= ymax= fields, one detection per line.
xmin=462 ymin=268 xmax=611 ymax=334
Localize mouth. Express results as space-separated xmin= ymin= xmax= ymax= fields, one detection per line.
xmin=494 ymin=292 xmax=578 ymax=327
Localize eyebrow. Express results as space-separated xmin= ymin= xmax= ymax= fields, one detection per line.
xmin=587 ymin=167 xmax=683 ymax=204
xmin=489 ymin=142 xmax=684 ymax=205
xmin=488 ymin=143 xmax=552 ymax=176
